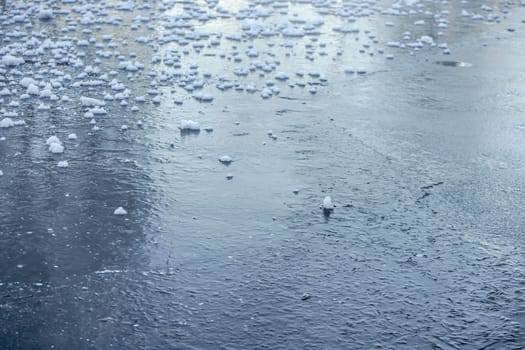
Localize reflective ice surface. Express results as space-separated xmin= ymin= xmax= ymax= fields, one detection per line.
xmin=1 ymin=0 xmax=525 ymax=348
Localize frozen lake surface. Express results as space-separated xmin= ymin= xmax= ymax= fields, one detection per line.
xmin=1 ymin=0 xmax=525 ymax=348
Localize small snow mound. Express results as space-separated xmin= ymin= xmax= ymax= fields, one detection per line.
xmin=275 ymin=72 xmax=289 ymax=81
xmin=49 ymin=143 xmax=64 ymax=154
xmin=322 ymin=196 xmax=334 ymax=209
xmin=0 ymin=118 xmax=15 ymax=128
xmin=57 ymin=160 xmax=69 ymax=168
xmin=47 ymin=136 xmax=64 ymax=154
xmin=38 ymin=9 xmax=53 ymax=20
xmin=321 ymin=196 xmax=335 ymax=214
xmin=27 ymin=83 xmax=40 ymax=95
xmin=1 ymin=55 xmax=24 ymax=67
xmin=193 ymin=93 xmax=214 ymax=102
xmin=179 ymin=120 xmax=200 ymax=131
xmin=114 ymin=207 xmax=127 ymax=215
xmin=46 ymin=136 xmax=61 ymax=145
xmin=219 ymin=155 xmax=233 ymax=165
xmin=80 ymin=96 xmax=106 ymax=107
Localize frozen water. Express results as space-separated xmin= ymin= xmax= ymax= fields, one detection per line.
xmin=1 ymin=0 xmax=525 ymax=349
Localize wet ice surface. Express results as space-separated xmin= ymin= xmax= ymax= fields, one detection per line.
xmin=1 ymin=0 xmax=525 ymax=349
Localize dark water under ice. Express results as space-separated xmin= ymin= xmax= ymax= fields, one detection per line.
xmin=1 ymin=0 xmax=525 ymax=349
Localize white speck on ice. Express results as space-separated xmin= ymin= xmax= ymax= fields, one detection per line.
xmin=57 ymin=160 xmax=69 ymax=168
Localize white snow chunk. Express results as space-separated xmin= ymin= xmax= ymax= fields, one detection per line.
xmin=275 ymin=72 xmax=289 ymax=81
xmin=20 ymin=77 xmax=37 ymax=88
xmin=38 ymin=9 xmax=53 ymax=20
xmin=57 ymin=160 xmax=69 ymax=168
xmin=261 ymin=87 xmax=273 ymax=99
xmin=0 ymin=118 xmax=15 ymax=128
xmin=219 ymin=155 xmax=233 ymax=165
xmin=49 ymin=143 xmax=64 ymax=154
xmin=114 ymin=207 xmax=127 ymax=215
xmin=90 ymin=107 xmax=107 ymax=115
xmin=80 ymin=96 xmax=106 ymax=107
xmin=47 ymin=136 xmax=64 ymax=153
xmin=67 ymin=133 xmax=77 ymax=140
xmin=193 ymin=93 xmax=214 ymax=102
xmin=321 ymin=196 xmax=335 ymax=213
xmin=0 ymin=88 xmax=11 ymax=96
xmin=46 ymin=136 xmax=61 ymax=145
xmin=179 ymin=120 xmax=200 ymax=131
xmin=1 ymin=55 xmax=24 ymax=67
xmin=27 ymin=83 xmax=40 ymax=95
